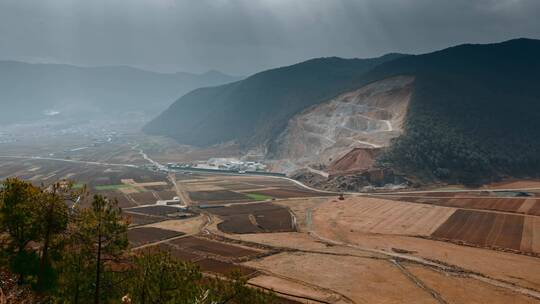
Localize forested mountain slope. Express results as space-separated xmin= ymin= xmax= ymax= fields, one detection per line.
xmin=143 ymin=54 xmax=405 ymax=147
xmin=372 ymin=38 xmax=540 ymax=183
xmin=146 ymin=38 xmax=540 ymax=184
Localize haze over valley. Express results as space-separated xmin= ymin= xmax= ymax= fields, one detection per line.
xmin=2 ymin=1 xmax=540 ymax=303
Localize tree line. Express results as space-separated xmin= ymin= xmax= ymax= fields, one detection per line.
xmin=0 ymin=178 xmax=275 ymax=303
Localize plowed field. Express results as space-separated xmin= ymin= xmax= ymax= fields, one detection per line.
xmin=314 ymin=197 xmax=456 ymax=236
xmin=431 ymin=209 xmax=524 ymax=251
xmin=188 ymin=190 xmax=249 ymax=203
xmin=207 ymin=203 xmax=295 ymax=234
xmin=128 ymin=227 xmax=184 ymax=247
xmin=167 ymin=236 xmax=259 ymax=258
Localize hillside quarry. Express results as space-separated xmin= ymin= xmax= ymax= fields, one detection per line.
xmin=268 ymin=75 xmax=413 ymax=176
xmin=146 ymin=38 xmax=540 ymax=188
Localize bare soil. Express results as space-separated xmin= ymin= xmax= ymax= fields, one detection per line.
xmin=167 ymin=236 xmax=260 ymax=258
xmin=197 ymin=258 xmax=258 ymax=277
xmin=144 ymin=215 xmax=205 ymax=235
xmin=405 ymin=263 xmax=540 ymax=304
xmin=128 ymin=227 xmax=184 ymax=247
xmin=126 ymin=205 xmax=187 ymax=217
xmin=207 ymin=203 xmax=295 ymax=234
xmin=245 ymin=252 xmax=437 ymax=304
xmin=314 ymin=196 xmax=455 ymax=236
xmin=328 ymin=147 xmax=381 ymax=175
xmin=432 ymin=209 xmax=525 ymax=252
xmin=188 ymin=190 xmax=249 ymax=202
xmin=125 ymin=212 xmax=167 ymax=227
xmin=248 ymin=275 xmax=344 ymax=304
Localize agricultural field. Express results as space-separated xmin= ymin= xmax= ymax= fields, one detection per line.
xmin=178 ymin=174 xmax=332 ymax=206
xmin=206 ymin=203 xmax=296 ymax=234
xmin=245 ymin=252 xmax=437 ymax=304
xmin=143 ymin=236 xmax=262 ymax=277
xmin=3 ymin=139 xmax=540 ymax=303
xmin=313 ymin=197 xmax=456 ymax=236
xmin=200 ymin=188 xmax=540 ymax=303
xmin=128 ymin=227 xmax=184 ymax=247
xmin=381 ymin=192 xmax=540 ymax=216
xmin=431 ymin=209 xmax=525 ymax=251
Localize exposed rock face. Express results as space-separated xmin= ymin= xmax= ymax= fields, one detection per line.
xmin=291 ymin=168 xmax=407 ymax=192
xmin=269 ymin=76 xmax=414 ymax=174
xmin=327 ymin=147 xmax=382 ymax=175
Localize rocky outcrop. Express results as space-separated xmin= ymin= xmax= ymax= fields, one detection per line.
xmin=291 ymin=168 xmax=408 ymax=192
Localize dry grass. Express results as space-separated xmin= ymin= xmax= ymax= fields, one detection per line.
xmin=521 ymin=216 xmax=540 ymax=253
xmin=314 ymin=196 xmax=455 ymax=236
xmin=144 ymin=215 xmax=205 ymax=235
xmin=248 ymin=275 xmax=342 ymax=304
xmin=245 ymin=252 xmax=437 ymax=304
xmin=405 ymin=264 xmax=539 ymax=304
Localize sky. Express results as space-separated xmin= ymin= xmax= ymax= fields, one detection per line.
xmin=0 ymin=0 xmax=539 ymax=75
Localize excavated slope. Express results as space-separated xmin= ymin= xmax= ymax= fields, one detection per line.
xmin=270 ymin=76 xmax=414 ymax=174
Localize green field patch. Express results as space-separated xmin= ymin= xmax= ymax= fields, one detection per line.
xmin=246 ymin=193 xmax=274 ymax=201
xmin=94 ymin=184 xmax=131 ymax=191
xmin=72 ymin=183 xmax=85 ymax=189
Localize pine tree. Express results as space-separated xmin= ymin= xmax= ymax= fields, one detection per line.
xmin=0 ymin=178 xmax=41 ymax=284
xmin=61 ymin=194 xmax=128 ymax=304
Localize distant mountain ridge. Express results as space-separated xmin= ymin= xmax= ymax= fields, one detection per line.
xmin=0 ymin=61 xmax=242 ymax=124
xmin=145 ymin=38 xmax=540 ymax=184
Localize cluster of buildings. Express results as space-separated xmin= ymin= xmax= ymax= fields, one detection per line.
xmin=206 ymin=158 xmax=267 ymax=171
xmin=167 ymin=158 xmax=267 ymax=173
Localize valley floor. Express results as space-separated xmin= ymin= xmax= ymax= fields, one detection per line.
xmin=2 ymin=131 xmax=540 ymax=303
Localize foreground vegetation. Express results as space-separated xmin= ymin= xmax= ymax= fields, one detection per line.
xmin=0 ymin=178 xmax=275 ymax=303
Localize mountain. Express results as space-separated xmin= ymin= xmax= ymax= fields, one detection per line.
xmin=0 ymin=61 xmax=242 ymax=124
xmin=143 ymin=54 xmax=405 ymax=147
xmin=145 ymin=38 xmax=540 ymax=184
xmin=369 ymin=38 xmax=540 ymax=183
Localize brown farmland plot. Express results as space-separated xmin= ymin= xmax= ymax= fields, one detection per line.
xmin=196 ymin=259 xmax=258 ymax=277
xmin=207 ymin=203 xmax=295 ymax=234
xmin=520 ymin=217 xmax=540 ymax=253
xmin=253 ymin=188 xmax=331 ymax=198
xmin=167 ymin=236 xmax=259 ymax=258
xmin=155 ymin=190 xmax=178 ymax=200
xmin=96 ymin=190 xmax=135 ymax=208
xmin=218 ymin=215 xmax=263 ymax=234
xmin=443 ymin=198 xmax=525 ymax=213
xmin=128 ymin=227 xmax=184 ymax=247
xmin=128 ymin=191 xmax=159 ymax=205
xmin=385 ymin=195 xmax=537 ymax=215
xmin=124 ymin=212 xmax=167 ymax=227
xmin=152 ymin=243 xmax=202 ymax=261
xmin=188 ymin=190 xmax=249 ymax=203
xmin=431 ymin=209 xmax=525 ymax=251
xmin=314 ymin=197 xmax=455 ymax=237
xmin=126 ymin=205 xmax=188 ymax=217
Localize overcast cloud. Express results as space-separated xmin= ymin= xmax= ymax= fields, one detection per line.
xmin=0 ymin=0 xmax=539 ymax=75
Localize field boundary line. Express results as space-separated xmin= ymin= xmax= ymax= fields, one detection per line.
xmin=247 ymin=282 xmax=336 ymax=304
xmin=391 ymin=259 xmax=448 ymax=304
xmin=307 ymin=230 xmax=540 ymax=301
xmin=249 ymin=268 xmax=355 ymax=304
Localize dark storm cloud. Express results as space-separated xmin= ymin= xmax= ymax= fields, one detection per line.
xmin=0 ymin=0 xmax=539 ymax=75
